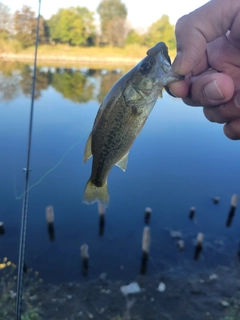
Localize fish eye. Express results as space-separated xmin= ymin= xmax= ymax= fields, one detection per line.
xmin=139 ymin=62 xmax=151 ymax=74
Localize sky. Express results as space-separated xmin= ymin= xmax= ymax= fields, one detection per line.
xmin=6 ymin=0 xmax=209 ymax=30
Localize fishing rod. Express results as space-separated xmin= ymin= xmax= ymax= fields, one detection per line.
xmin=15 ymin=1 xmax=41 ymax=319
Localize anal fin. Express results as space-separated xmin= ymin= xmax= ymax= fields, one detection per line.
xmin=115 ymin=152 xmax=129 ymax=172
xmin=83 ymin=132 xmax=92 ymax=163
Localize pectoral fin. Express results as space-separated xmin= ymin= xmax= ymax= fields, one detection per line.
xmin=115 ymin=152 xmax=129 ymax=172
xmin=83 ymin=132 xmax=92 ymax=163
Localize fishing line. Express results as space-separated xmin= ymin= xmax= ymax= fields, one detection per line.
xmin=15 ymin=1 xmax=41 ymax=319
xmin=15 ymin=135 xmax=87 ymax=200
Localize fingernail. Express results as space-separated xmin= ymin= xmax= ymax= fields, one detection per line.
xmin=172 ymin=51 xmax=182 ymax=73
xmin=235 ymin=92 xmax=240 ymax=108
xmin=204 ymin=80 xmax=225 ymax=100
xmin=165 ymin=86 xmax=177 ymax=98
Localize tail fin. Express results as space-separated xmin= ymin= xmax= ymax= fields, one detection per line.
xmin=83 ymin=179 xmax=109 ymax=208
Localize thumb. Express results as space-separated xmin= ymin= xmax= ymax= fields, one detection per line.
xmin=172 ymin=0 xmax=240 ymax=75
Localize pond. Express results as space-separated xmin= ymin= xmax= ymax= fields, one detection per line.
xmin=0 ymin=61 xmax=240 ymax=320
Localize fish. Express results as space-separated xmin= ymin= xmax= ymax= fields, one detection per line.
xmin=83 ymin=42 xmax=183 ymax=207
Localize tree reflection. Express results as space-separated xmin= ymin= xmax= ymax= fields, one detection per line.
xmin=0 ymin=73 xmax=21 ymax=101
xmin=0 ymin=62 xmax=127 ymax=104
xmin=0 ymin=63 xmax=52 ymax=102
xmin=97 ymin=70 xmax=123 ymax=104
xmin=51 ymin=69 xmax=94 ymax=103
xmin=0 ymin=61 xmax=23 ymax=76
xmin=20 ymin=65 xmax=51 ymax=99
xmin=0 ymin=61 xmax=21 ymax=101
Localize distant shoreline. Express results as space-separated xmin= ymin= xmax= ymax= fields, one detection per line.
xmin=0 ymin=53 xmax=140 ymax=65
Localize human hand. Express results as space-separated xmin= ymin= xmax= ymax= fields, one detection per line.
xmin=169 ymin=0 xmax=240 ymax=139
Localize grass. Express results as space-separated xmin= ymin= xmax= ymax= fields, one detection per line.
xmin=219 ymin=299 xmax=240 ymax=320
xmin=0 ymin=40 xmax=177 ymax=62
xmin=24 ymin=43 xmax=149 ymax=58
xmin=0 ymin=39 xmax=22 ymax=54
xmin=0 ymin=257 xmax=42 ymax=320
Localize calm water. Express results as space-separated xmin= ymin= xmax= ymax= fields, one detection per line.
xmin=0 ymin=61 xmax=240 ymax=284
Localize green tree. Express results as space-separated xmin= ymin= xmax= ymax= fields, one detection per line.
xmin=144 ymin=15 xmax=176 ymax=50
xmin=48 ymin=7 xmax=96 ymax=46
xmin=125 ymin=29 xmax=143 ymax=45
xmin=97 ymin=0 xmax=127 ymax=47
xmin=39 ymin=16 xmax=48 ymax=44
xmin=0 ymin=2 xmax=12 ymax=39
xmin=14 ymin=5 xmax=45 ymax=47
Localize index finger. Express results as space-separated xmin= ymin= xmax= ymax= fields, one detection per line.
xmin=172 ymin=0 xmax=240 ymax=75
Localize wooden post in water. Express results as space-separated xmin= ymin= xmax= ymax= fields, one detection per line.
xmin=212 ymin=196 xmax=220 ymax=204
xmin=46 ymin=205 xmax=55 ymax=241
xmin=140 ymin=226 xmax=151 ymax=275
xmin=144 ymin=207 xmax=152 ymax=224
xmin=177 ymin=239 xmax=185 ymax=251
xmin=80 ymin=243 xmax=89 ymax=276
xmin=0 ymin=222 xmax=5 ymax=235
xmin=189 ymin=207 xmax=195 ymax=220
xmin=98 ymin=202 xmax=105 ymax=236
xmin=194 ymin=232 xmax=203 ymax=260
xmin=226 ymin=194 xmax=238 ymax=227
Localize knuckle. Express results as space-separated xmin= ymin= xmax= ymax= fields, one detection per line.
xmin=224 ymin=121 xmax=240 ymax=140
xmin=203 ymin=107 xmax=216 ymax=123
xmin=203 ymin=106 xmax=226 ymax=123
xmin=175 ymin=15 xmax=188 ymax=33
xmin=182 ymin=97 xmax=200 ymax=107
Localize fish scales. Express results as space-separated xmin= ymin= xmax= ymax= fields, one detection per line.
xmin=83 ymin=42 xmax=183 ymax=207
xmin=91 ymin=90 xmax=152 ymax=187
xmin=91 ymin=96 xmax=136 ymax=184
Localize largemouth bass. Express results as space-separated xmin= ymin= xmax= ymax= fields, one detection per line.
xmin=83 ymin=42 xmax=183 ymax=207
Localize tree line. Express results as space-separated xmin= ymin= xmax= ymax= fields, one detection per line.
xmin=0 ymin=0 xmax=176 ymax=49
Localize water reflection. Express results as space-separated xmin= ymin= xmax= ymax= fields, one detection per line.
xmin=97 ymin=69 xmax=123 ymax=103
xmin=1 ymin=60 xmax=240 ymax=319
xmin=0 ymin=61 xmax=128 ymax=104
xmin=20 ymin=65 xmax=50 ymax=99
xmin=51 ymin=69 xmax=95 ymax=103
xmin=0 ymin=72 xmax=20 ymax=102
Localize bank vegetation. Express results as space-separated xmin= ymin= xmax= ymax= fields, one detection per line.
xmin=0 ymin=0 xmax=177 ymax=63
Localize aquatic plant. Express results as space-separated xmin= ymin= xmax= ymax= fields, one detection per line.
xmin=221 ymin=316 xmax=238 ymax=320
xmin=111 ymin=317 xmax=141 ymax=320
xmin=0 ymin=257 xmax=42 ymax=320
xmin=221 ymin=312 xmax=240 ymax=320
xmin=220 ymin=299 xmax=240 ymax=320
